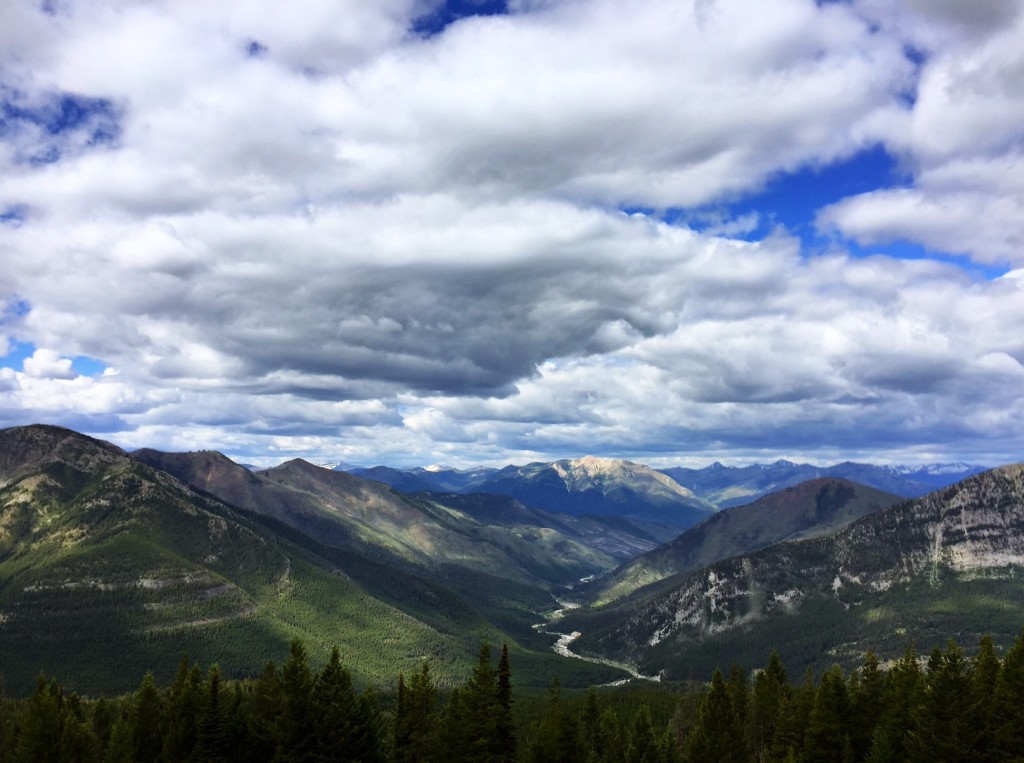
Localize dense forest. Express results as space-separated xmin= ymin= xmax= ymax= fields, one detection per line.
xmin=2 ymin=631 xmax=1023 ymax=762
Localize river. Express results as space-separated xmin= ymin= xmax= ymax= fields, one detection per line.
xmin=533 ymin=593 xmax=661 ymax=683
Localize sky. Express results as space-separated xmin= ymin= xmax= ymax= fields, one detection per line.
xmin=1 ymin=0 xmax=1023 ymax=469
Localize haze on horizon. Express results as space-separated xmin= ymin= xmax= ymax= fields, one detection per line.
xmin=1 ymin=0 xmax=1023 ymax=469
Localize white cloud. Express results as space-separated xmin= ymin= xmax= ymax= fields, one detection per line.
xmin=822 ymin=1 xmax=1024 ymax=265
xmin=23 ymin=348 xmax=76 ymax=380
xmin=0 ymin=0 xmax=1021 ymax=467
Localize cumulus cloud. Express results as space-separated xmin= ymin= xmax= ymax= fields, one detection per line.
xmin=822 ymin=0 xmax=1024 ymax=265
xmin=0 ymin=0 xmax=1021 ymax=467
xmin=23 ymin=349 xmax=76 ymax=379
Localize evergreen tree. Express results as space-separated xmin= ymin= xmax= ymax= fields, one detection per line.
xmin=682 ymin=668 xmax=745 ymax=763
xmin=438 ymin=687 xmax=469 ymax=763
xmin=394 ymin=663 xmax=437 ymax=763
xmin=726 ymin=663 xmax=749 ymax=758
xmin=494 ymin=643 xmax=516 ymax=763
xmin=352 ymin=688 xmax=386 ymax=763
xmin=247 ymin=660 xmax=281 ymax=761
xmin=528 ymin=677 xmax=578 ymax=763
xmin=870 ymin=643 xmax=921 ymax=761
xmin=969 ymin=634 xmax=1001 ymax=763
xmin=310 ymin=647 xmax=383 ymax=762
xmin=58 ymin=699 xmax=100 ymax=763
xmin=193 ymin=664 xmax=229 ymax=762
xmin=593 ymin=708 xmax=625 ymax=763
xmin=766 ymin=690 xmax=800 ymax=763
xmin=577 ymin=688 xmax=601 ymax=763
xmin=751 ymin=652 xmax=788 ymax=758
xmin=92 ymin=697 xmax=114 ymax=755
xmin=907 ymin=641 xmax=973 ymax=763
xmin=458 ymin=642 xmax=513 ymax=763
xmin=801 ymin=665 xmax=850 ymax=763
xmin=162 ymin=658 xmax=201 ymax=762
xmin=130 ymin=672 xmax=164 ymax=763
xmin=274 ymin=639 xmax=316 ymax=763
xmin=465 ymin=642 xmax=498 ymax=762
xmin=104 ymin=716 xmax=133 ymax=763
xmin=624 ymin=705 xmax=660 ymax=763
xmin=312 ymin=647 xmax=357 ymax=761
xmin=990 ymin=628 xmax=1024 ymax=759
xmin=14 ymin=675 xmax=62 ymax=763
xmin=657 ymin=726 xmax=682 ymax=763
xmin=849 ymin=650 xmax=884 ymax=761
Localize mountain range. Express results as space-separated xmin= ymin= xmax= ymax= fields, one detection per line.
xmin=581 ymin=477 xmax=903 ymax=606
xmin=563 ymin=464 xmax=1024 ymax=679
xmin=0 ymin=425 xmax=644 ymax=694
xmin=0 ymin=423 xmax=1017 ymax=697
xmin=352 ymin=456 xmax=716 ymax=528
xmin=345 ymin=458 xmax=985 ymax=512
xmin=660 ymin=459 xmax=987 ymax=508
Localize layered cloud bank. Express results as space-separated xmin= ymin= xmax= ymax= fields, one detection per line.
xmin=1 ymin=0 xmax=1022 ymax=467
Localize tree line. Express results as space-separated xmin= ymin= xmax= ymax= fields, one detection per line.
xmin=2 ymin=631 xmax=1023 ymax=761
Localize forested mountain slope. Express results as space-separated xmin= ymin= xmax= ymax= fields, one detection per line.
xmin=566 ymin=465 xmax=1024 ymax=678
xmin=0 ymin=426 xmax=620 ymax=695
xmin=585 ymin=478 xmax=901 ymax=605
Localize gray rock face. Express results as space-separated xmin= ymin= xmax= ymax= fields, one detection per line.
xmin=572 ymin=465 xmax=1024 ymax=672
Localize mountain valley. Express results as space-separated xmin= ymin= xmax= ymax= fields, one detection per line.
xmin=563 ymin=464 xmax=1024 ymax=679
xmin=581 ymin=477 xmax=903 ymax=606
xmin=1 ymin=423 xmax=1020 ymax=702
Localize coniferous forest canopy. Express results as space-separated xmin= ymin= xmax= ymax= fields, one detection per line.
xmin=3 ymin=631 xmax=1024 ymax=762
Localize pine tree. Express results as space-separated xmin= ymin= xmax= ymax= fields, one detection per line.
xmin=193 ymin=664 xmax=229 ymax=762
xmin=528 ymin=677 xmax=578 ymax=763
xmin=352 ymin=688 xmax=386 ymax=763
xmin=766 ymin=690 xmax=800 ymax=763
xmin=311 ymin=647 xmax=356 ymax=761
xmin=726 ymin=663 xmax=749 ymax=759
xmin=683 ymin=668 xmax=745 ymax=763
xmin=247 ymin=660 xmax=281 ymax=761
xmin=162 ymin=657 xmax=201 ymax=762
xmin=130 ymin=672 xmax=165 ymax=763
xmin=14 ymin=675 xmax=62 ymax=763
xmin=624 ymin=705 xmax=659 ymax=763
xmin=969 ymin=634 xmax=1001 ymax=763
xmin=658 ymin=726 xmax=682 ymax=763
xmin=438 ymin=687 xmax=469 ymax=763
xmin=92 ymin=697 xmax=114 ymax=754
xmin=57 ymin=691 xmax=100 ymax=763
xmin=801 ymin=665 xmax=850 ymax=763
xmin=395 ymin=663 xmax=438 ymax=763
xmin=907 ymin=641 xmax=973 ymax=763
xmin=990 ymin=628 xmax=1024 ymax=759
xmin=871 ymin=643 xmax=921 ymax=761
xmin=849 ymin=650 xmax=884 ymax=761
xmin=461 ymin=642 xmax=508 ymax=763
xmin=750 ymin=651 xmax=788 ymax=758
xmin=311 ymin=647 xmax=383 ymax=762
xmin=274 ymin=639 xmax=316 ymax=763
xmin=104 ymin=715 xmax=134 ymax=763
xmin=594 ymin=708 xmax=624 ymax=763
xmin=577 ymin=688 xmax=601 ymax=763
xmin=494 ymin=643 xmax=516 ymax=763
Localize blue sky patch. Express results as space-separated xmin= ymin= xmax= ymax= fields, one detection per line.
xmin=0 ymin=206 xmax=28 ymax=227
xmin=0 ymin=87 xmax=122 ymax=164
xmin=0 ymin=341 xmax=108 ymax=377
xmin=413 ymin=0 xmax=509 ymax=36
xmin=246 ymin=40 xmax=268 ymax=58
xmin=0 ymin=342 xmax=35 ymax=371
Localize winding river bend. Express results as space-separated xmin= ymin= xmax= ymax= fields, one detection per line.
xmin=533 ymin=595 xmax=660 ymax=683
